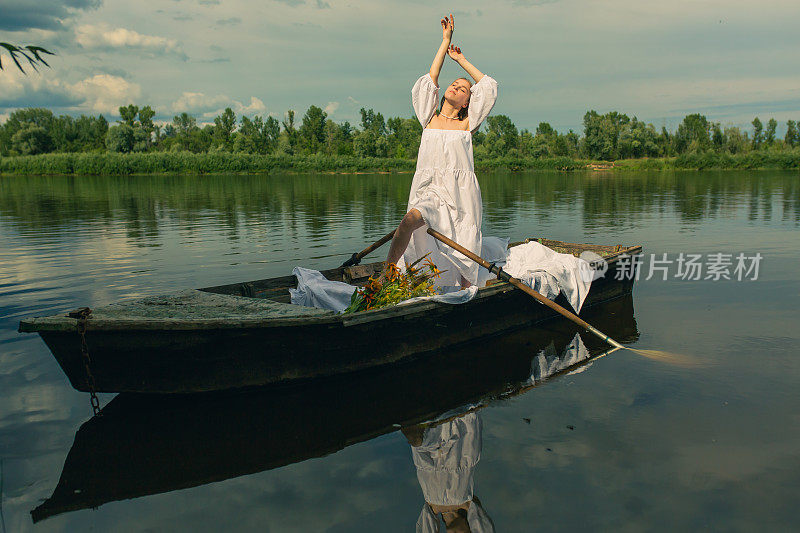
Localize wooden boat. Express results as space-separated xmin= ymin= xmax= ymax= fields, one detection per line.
xmin=31 ymin=296 xmax=639 ymax=523
xmin=18 ymin=238 xmax=642 ymax=394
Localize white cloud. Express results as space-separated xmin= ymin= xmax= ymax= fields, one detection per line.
xmin=0 ymin=70 xmax=141 ymax=116
xmin=171 ymin=92 xmax=267 ymax=118
xmin=0 ymin=70 xmax=77 ymax=108
xmin=74 ymin=24 xmax=185 ymax=58
xmin=71 ymin=74 xmax=143 ymax=115
xmin=172 ymin=92 xmax=230 ymax=114
xmin=324 ymin=101 xmax=339 ymax=114
xmin=239 ymin=96 xmax=267 ymax=115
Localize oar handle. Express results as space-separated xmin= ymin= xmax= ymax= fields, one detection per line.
xmin=426 ymin=227 xmax=624 ymax=349
xmin=341 ymin=229 xmax=396 ymax=267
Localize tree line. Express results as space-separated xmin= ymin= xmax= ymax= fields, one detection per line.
xmin=2 ymin=104 xmax=799 ymax=162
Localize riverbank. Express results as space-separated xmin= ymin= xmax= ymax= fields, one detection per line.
xmin=1 ymin=150 xmax=799 ymax=175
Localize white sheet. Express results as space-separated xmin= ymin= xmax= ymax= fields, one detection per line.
xmin=288 ymin=267 xmax=357 ymax=314
xmin=503 ymin=241 xmax=593 ymax=313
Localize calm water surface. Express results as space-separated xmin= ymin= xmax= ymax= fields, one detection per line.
xmin=0 ymin=170 xmax=798 ymax=531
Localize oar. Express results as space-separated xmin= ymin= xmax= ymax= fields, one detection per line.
xmin=341 ymin=229 xmax=396 ymax=268
xmin=426 ymin=227 xmax=694 ymax=366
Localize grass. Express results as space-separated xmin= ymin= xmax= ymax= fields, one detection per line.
xmin=1 ymin=150 xmax=799 ymax=176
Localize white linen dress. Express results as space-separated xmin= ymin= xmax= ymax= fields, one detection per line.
xmin=399 ymin=72 xmax=499 ymax=288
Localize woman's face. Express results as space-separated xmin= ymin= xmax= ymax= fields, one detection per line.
xmin=445 ymin=78 xmax=471 ymax=109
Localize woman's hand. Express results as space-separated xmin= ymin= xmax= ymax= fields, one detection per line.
xmin=441 ymin=13 xmax=454 ymax=41
xmin=447 ymin=44 xmax=465 ymax=62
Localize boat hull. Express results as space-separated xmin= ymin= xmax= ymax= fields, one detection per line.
xmin=35 ymin=272 xmax=635 ymax=393
xmin=31 ymin=295 xmax=639 ymax=522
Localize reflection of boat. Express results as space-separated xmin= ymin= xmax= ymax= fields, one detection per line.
xmin=18 ymin=238 xmax=641 ymax=394
xmin=31 ymin=296 xmax=638 ymax=523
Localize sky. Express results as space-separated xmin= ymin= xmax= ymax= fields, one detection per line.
xmin=1 ymin=0 xmax=799 ymax=134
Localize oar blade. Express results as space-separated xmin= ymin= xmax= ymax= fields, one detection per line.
xmin=627 ymin=348 xmax=703 ymax=367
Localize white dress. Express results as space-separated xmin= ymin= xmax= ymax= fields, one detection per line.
xmin=411 ymin=412 xmax=495 ymax=533
xmin=399 ymin=72 xmax=499 ymax=288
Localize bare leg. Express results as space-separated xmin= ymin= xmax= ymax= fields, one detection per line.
xmin=385 ymin=208 xmax=426 ymax=267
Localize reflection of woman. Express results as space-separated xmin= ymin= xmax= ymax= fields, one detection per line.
xmin=402 ymin=412 xmax=494 ymax=533
xmin=382 ymin=13 xmax=499 ymax=289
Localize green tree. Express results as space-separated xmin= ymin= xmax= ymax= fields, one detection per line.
xmin=655 ymin=126 xmax=673 ymax=156
xmin=385 ymin=116 xmax=419 ymax=158
xmin=105 ymin=124 xmax=135 ymax=152
xmin=485 ymin=114 xmax=518 ymax=156
xmin=785 ymin=120 xmax=798 ymax=147
xmin=299 ymin=105 xmax=327 ymax=154
xmin=11 ymin=124 xmax=51 ymax=154
xmin=618 ymin=118 xmax=660 ymax=158
xmin=711 ymin=122 xmax=725 ymax=151
xmin=173 ymin=112 xmax=196 ymax=135
xmin=765 ymin=118 xmax=777 ymax=147
xmin=724 ymin=126 xmax=749 ymax=154
xmin=234 ymin=115 xmax=258 ymax=153
xmin=138 ymin=105 xmax=155 ymax=142
xmin=263 ymin=116 xmax=280 ymax=153
xmin=359 ymin=108 xmax=386 ymax=135
xmin=353 ymin=129 xmax=388 ymax=157
xmin=190 ymin=125 xmax=214 ymax=152
xmin=119 ymin=104 xmax=139 ymax=127
xmin=674 ymin=113 xmax=710 ymax=153
xmin=581 ymin=110 xmax=630 ymax=160
xmin=172 ymin=113 xmax=197 ymax=150
xmin=751 ymin=117 xmax=763 ymax=150
xmin=564 ymin=130 xmax=580 ymax=156
xmin=212 ymin=107 xmax=237 ymax=150
xmin=1 ymin=108 xmax=55 ymax=155
xmin=535 ymin=122 xmax=555 ymax=137
xmin=530 ymin=133 xmax=551 ymax=158
xmin=281 ymin=110 xmax=298 ymax=155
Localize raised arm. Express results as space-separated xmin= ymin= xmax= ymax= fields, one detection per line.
xmin=447 ymin=44 xmax=485 ymax=84
xmin=428 ymin=14 xmax=454 ymax=87
xmin=447 ymin=45 xmax=497 ymax=132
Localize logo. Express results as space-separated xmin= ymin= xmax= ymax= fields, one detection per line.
xmin=578 ymin=251 xmax=608 ymax=282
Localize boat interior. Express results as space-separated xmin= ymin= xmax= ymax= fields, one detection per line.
xmin=200 ymin=238 xmax=641 ymax=305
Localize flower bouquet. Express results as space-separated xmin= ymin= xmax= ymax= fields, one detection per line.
xmin=343 ymin=254 xmax=445 ymax=314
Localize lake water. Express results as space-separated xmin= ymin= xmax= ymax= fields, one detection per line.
xmin=0 ymin=170 xmax=798 ymax=532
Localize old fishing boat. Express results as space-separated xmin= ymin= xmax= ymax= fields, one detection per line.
xmin=18 ymin=238 xmax=641 ymax=394
xmin=31 ymin=297 xmax=639 ymax=522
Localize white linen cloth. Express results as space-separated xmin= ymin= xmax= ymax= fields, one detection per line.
xmin=400 ymin=72 xmax=499 ymax=288
xmin=503 ymin=241 xmax=594 ymax=314
xmin=287 ymin=267 xmax=357 ymax=313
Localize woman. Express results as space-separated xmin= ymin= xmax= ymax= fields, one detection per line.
xmin=383 ymin=13 xmax=499 ymax=289
xmin=402 ymin=412 xmax=495 ymax=532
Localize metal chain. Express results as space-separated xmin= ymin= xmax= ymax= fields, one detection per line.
xmin=70 ymin=307 xmax=101 ymax=416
